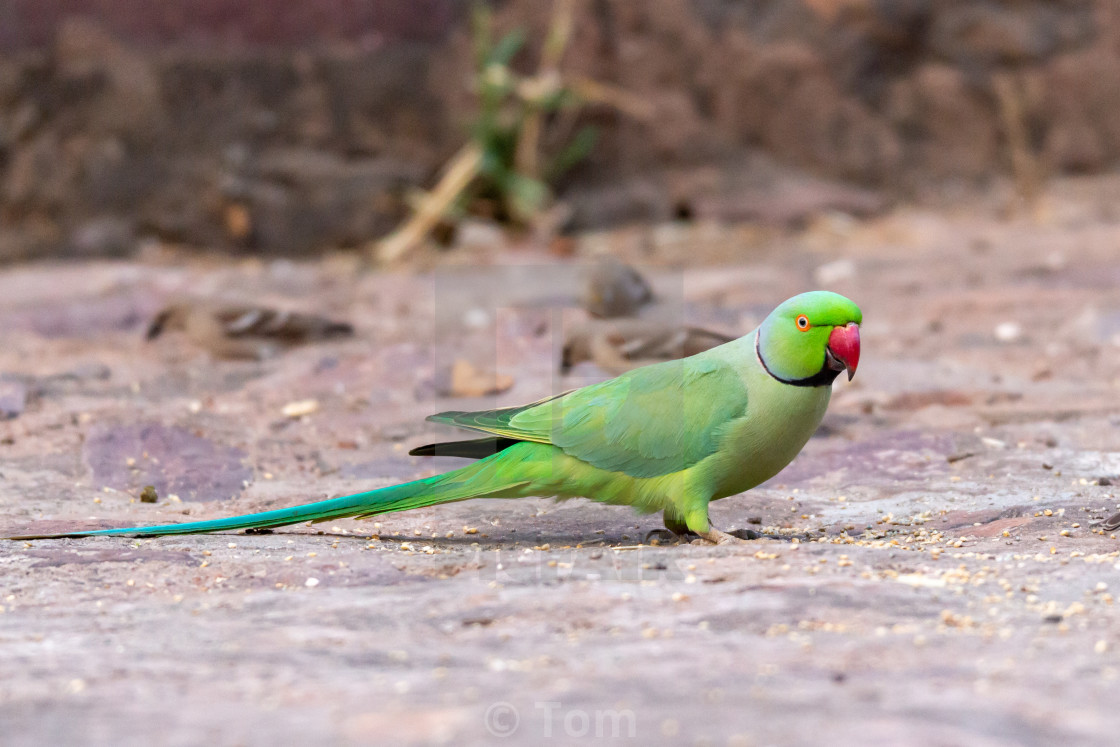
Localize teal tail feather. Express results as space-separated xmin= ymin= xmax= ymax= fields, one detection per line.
xmin=6 ymin=460 xmax=531 ymax=540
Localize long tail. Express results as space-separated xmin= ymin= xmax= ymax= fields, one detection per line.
xmin=6 ymin=458 xmax=530 ymax=540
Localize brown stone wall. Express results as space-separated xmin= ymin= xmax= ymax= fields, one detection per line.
xmin=0 ymin=0 xmax=1117 ymax=257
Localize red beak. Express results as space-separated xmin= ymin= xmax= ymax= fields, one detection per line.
xmin=827 ymin=323 xmax=860 ymax=381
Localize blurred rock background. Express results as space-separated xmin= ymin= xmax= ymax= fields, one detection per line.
xmin=0 ymin=0 xmax=1116 ymax=258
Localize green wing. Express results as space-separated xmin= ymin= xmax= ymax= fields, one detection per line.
xmin=427 ymin=357 xmax=747 ymax=478
xmin=424 ymin=390 xmax=569 ymax=445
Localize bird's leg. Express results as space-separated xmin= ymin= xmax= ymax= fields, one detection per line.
xmin=678 ymin=505 xmax=751 ymax=545
xmin=663 ymin=512 xmax=692 ymax=536
xmin=679 ymin=506 xmax=752 ymax=545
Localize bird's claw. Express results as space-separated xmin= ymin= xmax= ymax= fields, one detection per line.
xmin=693 ymin=528 xmax=752 ymax=546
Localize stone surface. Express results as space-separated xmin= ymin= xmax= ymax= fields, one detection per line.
xmin=0 ymin=177 xmax=1118 ymax=743
xmin=83 ymin=423 xmax=253 ymax=503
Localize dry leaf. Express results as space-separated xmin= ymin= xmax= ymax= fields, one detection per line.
xmin=147 ymin=301 xmax=353 ymax=360
xmin=563 ymin=318 xmax=735 ymax=374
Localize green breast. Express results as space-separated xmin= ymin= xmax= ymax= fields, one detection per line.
xmin=708 ymin=361 xmax=831 ymax=499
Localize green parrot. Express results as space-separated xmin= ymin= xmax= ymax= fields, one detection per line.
xmin=8 ymin=291 xmax=861 ymax=545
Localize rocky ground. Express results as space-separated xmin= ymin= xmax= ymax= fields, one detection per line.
xmin=3 ymin=177 xmax=1120 ymax=745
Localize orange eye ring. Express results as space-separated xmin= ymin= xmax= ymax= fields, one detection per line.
xmin=796 ymin=315 xmax=810 ymax=330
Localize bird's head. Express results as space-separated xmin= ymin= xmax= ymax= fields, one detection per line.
xmin=757 ymin=291 xmax=862 ymax=386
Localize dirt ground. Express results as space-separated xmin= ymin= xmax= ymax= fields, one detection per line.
xmin=3 ymin=177 xmax=1120 ymax=746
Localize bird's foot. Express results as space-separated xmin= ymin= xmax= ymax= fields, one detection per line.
xmin=643 ymin=529 xmax=697 ymax=545
xmin=692 ymin=528 xmax=752 ymax=546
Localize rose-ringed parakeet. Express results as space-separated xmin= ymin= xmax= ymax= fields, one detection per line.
xmin=8 ymin=291 xmax=861 ymax=544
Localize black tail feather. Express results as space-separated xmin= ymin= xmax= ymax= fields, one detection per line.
xmin=409 ymin=437 xmax=521 ymax=459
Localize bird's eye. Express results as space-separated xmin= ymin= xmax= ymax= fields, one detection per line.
xmin=796 ymin=315 xmax=810 ymax=330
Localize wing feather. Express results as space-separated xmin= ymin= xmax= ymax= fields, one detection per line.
xmin=426 ymin=358 xmax=747 ymax=478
